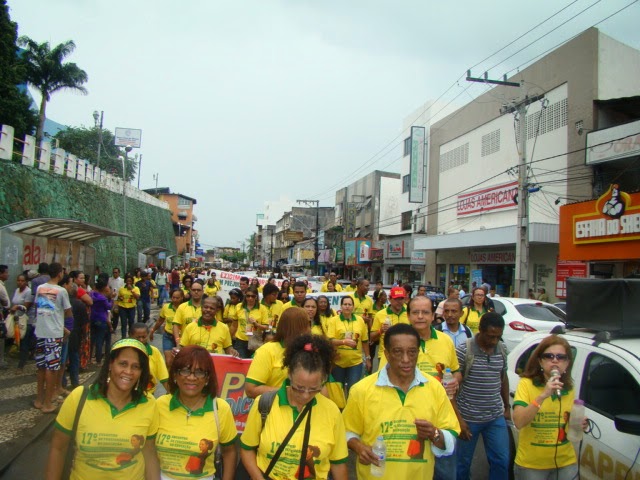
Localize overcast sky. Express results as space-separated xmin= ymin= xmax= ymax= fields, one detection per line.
xmin=9 ymin=0 xmax=639 ymax=249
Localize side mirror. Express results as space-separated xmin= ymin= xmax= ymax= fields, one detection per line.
xmin=615 ymin=414 xmax=640 ymax=436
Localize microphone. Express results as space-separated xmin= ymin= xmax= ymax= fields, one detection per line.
xmin=550 ymin=367 xmax=561 ymax=397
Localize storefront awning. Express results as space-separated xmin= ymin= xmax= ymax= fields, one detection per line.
xmin=414 ymin=223 xmax=558 ymax=250
xmin=1 ymin=218 xmax=130 ymax=243
xmin=140 ymin=246 xmax=169 ymax=256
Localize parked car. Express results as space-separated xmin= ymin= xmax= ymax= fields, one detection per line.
xmin=462 ymin=297 xmax=566 ymax=351
xmin=553 ymin=301 xmax=567 ymax=312
xmin=506 ymin=327 xmax=640 ymax=479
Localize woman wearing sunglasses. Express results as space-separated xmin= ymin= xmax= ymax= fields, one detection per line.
xmin=512 ymin=335 xmax=586 ymax=479
xmin=235 ymin=287 xmax=269 ymax=359
xmin=240 ymin=334 xmax=348 ymax=480
xmin=156 ymin=345 xmax=237 ymax=480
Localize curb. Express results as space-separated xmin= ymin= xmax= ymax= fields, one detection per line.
xmin=0 ymin=371 xmax=99 ymax=474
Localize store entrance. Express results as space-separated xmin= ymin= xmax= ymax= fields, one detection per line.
xmin=480 ymin=265 xmax=514 ymax=296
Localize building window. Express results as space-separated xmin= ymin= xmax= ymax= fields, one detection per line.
xmin=403 ymin=137 xmax=411 ymax=157
xmin=402 ymin=174 xmax=410 ymax=193
xmin=178 ymin=197 xmax=191 ymax=208
xmin=401 ymin=211 xmax=412 ymax=231
xmin=481 ymin=129 xmax=500 ymax=157
xmin=439 ymin=142 xmax=469 ymax=173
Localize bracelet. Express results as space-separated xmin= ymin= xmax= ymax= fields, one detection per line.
xmin=365 ymin=355 xmax=372 ymax=360
xmin=531 ymin=399 xmax=541 ymax=409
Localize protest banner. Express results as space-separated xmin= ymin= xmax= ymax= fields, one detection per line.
xmin=211 ymin=354 xmax=253 ymax=433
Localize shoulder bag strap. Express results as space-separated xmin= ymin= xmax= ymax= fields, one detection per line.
xmin=213 ymin=397 xmax=222 ymax=461
xmin=63 ymin=386 xmax=89 ymax=474
xmin=264 ymin=402 xmax=312 ymax=477
xmin=258 ymin=390 xmax=278 ymax=430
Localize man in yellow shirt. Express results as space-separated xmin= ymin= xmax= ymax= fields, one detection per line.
xmin=321 ymin=272 xmax=343 ymax=292
xmin=352 ymin=278 xmax=374 ymax=329
xmin=172 ymin=282 xmax=204 ymax=346
xmin=179 ymin=296 xmax=238 ymax=356
xmin=344 ymin=278 xmax=357 ymax=292
xmin=281 ymin=281 xmax=307 ymax=311
xmin=260 ymin=283 xmax=283 ymax=329
xmin=343 ymin=323 xmax=460 ymax=480
xmin=370 ymin=287 xmax=408 ymax=361
xmin=130 ymin=322 xmax=168 ymax=395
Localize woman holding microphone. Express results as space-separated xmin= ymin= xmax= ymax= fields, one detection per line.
xmin=512 ymin=335 xmax=587 ymax=479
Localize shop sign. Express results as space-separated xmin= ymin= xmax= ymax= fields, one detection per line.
xmin=387 ymin=240 xmax=405 ymax=259
xmin=470 ymin=250 xmax=515 ymax=265
xmin=586 ymin=119 xmax=640 ymax=165
xmin=571 ymin=185 xmax=640 ymax=244
xmin=345 ymin=240 xmax=357 ymax=266
xmin=411 ymin=251 xmax=426 ymax=264
xmin=457 ymin=181 xmax=518 ymax=217
xmin=555 ymin=260 xmax=588 ymax=299
xmin=370 ymin=248 xmax=384 ymax=261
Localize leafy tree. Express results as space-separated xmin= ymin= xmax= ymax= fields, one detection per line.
xmin=17 ymin=35 xmax=88 ymax=144
xmin=0 ymin=0 xmax=37 ymax=138
xmin=54 ymin=126 xmax=137 ymax=181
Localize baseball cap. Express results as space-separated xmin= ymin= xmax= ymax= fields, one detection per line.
xmin=390 ymin=287 xmax=406 ymax=299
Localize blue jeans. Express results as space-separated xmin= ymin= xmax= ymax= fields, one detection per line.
xmin=68 ymin=349 xmax=80 ymax=387
xmin=157 ymin=285 xmax=168 ymax=306
xmin=120 ymin=307 xmax=136 ymax=337
xmin=137 ymin=300 xmax=151 ymax=323
xmin=435 ymin=447 xmax=457 ymax=480
xmin=332 ymin=363 xmax=364 ymax=396
xmin=233 ymin=339 xmax=250 ymax=359
xmin=92 ymin=322 xmax=111 ymax=363
xmin=457 ymin=415 xmax=510 ymax=480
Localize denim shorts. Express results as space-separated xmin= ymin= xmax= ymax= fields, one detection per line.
xmin=162 ymin=331 xmax=176 ymax=352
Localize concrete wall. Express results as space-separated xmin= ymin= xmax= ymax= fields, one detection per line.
xmin=0 ymin=160 xmax=176 ymax=273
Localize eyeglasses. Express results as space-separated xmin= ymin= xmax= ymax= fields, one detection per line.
xmin=410 ymin=310 xmax=432 ymax=317
xmin=540 ymin=353 xmax=569 ymax=361
xmin=191 ymin=288 xmax=203 ymax=292
xmin=388 ymin=349 xmax=419 ymax=359
xmin=177 ymin=368 xmax=209 ymax=378
xmin=289 ymin=380 xmax=325 ymax=394
xmin=245 ymin=294 xmax=257 ymax=298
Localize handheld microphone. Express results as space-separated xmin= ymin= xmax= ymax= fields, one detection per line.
xmin=550 ymin=367 xmax=561 ymax=397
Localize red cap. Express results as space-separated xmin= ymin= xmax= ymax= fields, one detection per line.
xmin=390 ymin=287 xmax=406 ymax=299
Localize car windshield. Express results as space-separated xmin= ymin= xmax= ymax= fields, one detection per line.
xmin=515 ymin=304 xmax=566 ymax=323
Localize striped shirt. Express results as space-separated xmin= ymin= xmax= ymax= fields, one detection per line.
xmin=455 ymin=338 xmax=506 ymax=422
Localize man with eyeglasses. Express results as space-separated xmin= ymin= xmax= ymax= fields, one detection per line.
xmin=455 ymin=312 xmax=510 ymax=480
xmin=343 ymin=323 xmax=460 ymax=480
xmin=281 ymin=281 xmax=307 ymax=311
xmin=172 ymin=281 xmax=204 ymax=348
xmin=321 ymin=272 xmax=343 ymax=292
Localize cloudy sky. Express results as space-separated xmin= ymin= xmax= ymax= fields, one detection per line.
xmin=9 ymin=0 xmax=639 ymax=249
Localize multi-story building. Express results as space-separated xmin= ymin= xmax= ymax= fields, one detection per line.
xmin=145 ymin=187 xmax=197 ymax=263
xmin=406 ymin=28 xmax=640 ymax=300
xmin=255 ymin=196 xmax=296 ymax=269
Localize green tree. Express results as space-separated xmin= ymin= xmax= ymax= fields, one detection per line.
xmin=54 ymin=126 xmax=137 ymax=181
xmin=17 ymin=35 xmax=88 ymax=144
xmin=0 ymin=0 xmax=37 ymax=138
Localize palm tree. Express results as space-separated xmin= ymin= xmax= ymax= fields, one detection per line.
xmin=17 ymin=36 xmax=88 ymax=144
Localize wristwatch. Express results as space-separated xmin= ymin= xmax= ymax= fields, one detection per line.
xmin=432 ymin=429 xmax=441 ymax=443
xmin=365 ymin=355 xmax=372 ymax=360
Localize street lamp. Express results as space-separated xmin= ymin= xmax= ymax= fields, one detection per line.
xmin=93 ymin=110 xmax=103 ymax=170
xmin=118 ymin=154 xmax=128 ymax=272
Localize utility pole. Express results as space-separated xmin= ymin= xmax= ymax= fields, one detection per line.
xmin=93 ymin=110 xmax=104 ymax=170
xmin=466 ymin=70 xmax=543 ymax=298
xmin=297 ymin=199 xmax=320 ymax=275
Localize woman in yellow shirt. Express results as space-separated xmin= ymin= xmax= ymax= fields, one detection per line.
xmin=234 ymin=287 xmax=269 ymax=359
xmin=326 ymin=296 xmax=371 ymax=396
xmin=157 ymin=345 xmax=237 ymax=479
xmin=117 ymin=275 xmax=140 ymax=338
xmin=204 ymin=277 xmax=219 ymax=297
xmin=149 ymin=288 xmax=184 ymax=367
xmin=304 ymin=297 xmax=325 ymax=336
xmin=463 ymin=287 xmax=492 ymax=334
xmin=245 ymin=307 xmax=311 ymax=399
xmin=317 ymin=296 xmax=335 ymax=334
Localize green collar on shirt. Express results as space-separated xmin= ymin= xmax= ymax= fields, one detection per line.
xmin=277 ymin=380 xmax=318 ymax=420
xmin=87 ymin=384 xmax=149 ymax=417
xmin=532 ymin=378 xmax=569 ymax=399
xmin=386 ymin=305 xmax=407 ymax=316
xmin=419 ymin=327 xmax=439 ymax=351
xmin=169 ymin=392 xmax=213 ymax=416
xmin=197 ymin=317 xmax=218 ymax=327
xmin=339 ymin=313 xmax=356 ymax=322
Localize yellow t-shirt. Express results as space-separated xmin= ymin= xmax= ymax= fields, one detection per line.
xmin=160 ymin=303 xmax=179 ymax=335
xmin=261 ymin=299 xmax=284 ymax=329
xmin=117 ymin=286 xmax=140 ymax=309
xmin=204 ymin=284 xmax=219 ymax=297
xmin=342 ymin=370 xmax=460 ymax=480
xmin=345 ymin=285 xmax=357 ymax=292
xmin=236 ymin=304 xmax=269 ymax=341
xmin=352 ymin=293 xmax=374 ymax=317
xmin=319 ymin=313 xmax=334 ymax=335
xmin=173 ymin=300 xmax=202 ymax=335
xmin=240 ymin=383 xmax=349 ymax=480
xmin=281 ymin=298 xmax=303 ymax=312
xmin=321 ymin=282 xmax=343 ymax=292
xmin=245 ymin=341 xmax=287 ymax=388
xmin=146 ymin=344 xmax=169 ymax=394
xmin=223 ymin=302 xmax=239 ymax=322
xmin=179 ymin=319 xmax=232 ymax=354
xmin=513 ymin=377 xmax=577 ymax=469
xmin=371 ymin=306 xmax=409 ymax=358
xmin=312 ymin=324 xmax=325 ymax=336
xmin=156 ymin=394 xmax=237 ymax=479
xmin=54 ymin=385 xmax=158 ymax=480
xmin=378 ymin=328 xmax=460 ymax=378
xmin=462 ymin=306 xmax=487 ymax=335
xmin=327 ymin=314 xmax=369 ymax=368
